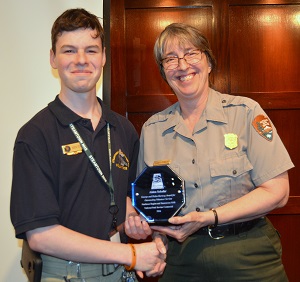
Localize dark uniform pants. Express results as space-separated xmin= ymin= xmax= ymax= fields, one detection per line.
xmin=160 ymin=217 xmax=289 ymax=282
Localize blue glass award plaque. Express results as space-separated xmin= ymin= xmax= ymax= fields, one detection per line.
xmin=132 ymin=165 xmax=185 ymax=224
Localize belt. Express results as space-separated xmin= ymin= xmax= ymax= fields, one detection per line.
xmin=195 ymin=217 xmax=263 ymax=239
xmin=41 ymin=254 xmax=121 ymax=278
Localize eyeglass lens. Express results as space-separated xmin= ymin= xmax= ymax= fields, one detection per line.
xmin=162 ymin=50 xmax=202 ymax=70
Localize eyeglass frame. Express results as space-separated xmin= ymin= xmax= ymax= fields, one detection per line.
xmin=160 ymin=49 xmax=204 ymax=70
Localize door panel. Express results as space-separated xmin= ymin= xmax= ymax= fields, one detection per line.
xmin=124 ymin=5 xmax=214 ymax=132
xmin=229 ymin=5 xmax=300 ymax=93
xmin=105 ymin=1 xmax=300 ymax=281
xmin=125 ymin=7 xmax=213 ymax=97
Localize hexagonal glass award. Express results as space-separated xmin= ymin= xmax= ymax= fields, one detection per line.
xmin=132 ymin=165 xmax=185 ymax=224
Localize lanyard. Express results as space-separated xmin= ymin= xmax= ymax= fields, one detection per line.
xmin=69 ymin=122 xmax=119 ymax=231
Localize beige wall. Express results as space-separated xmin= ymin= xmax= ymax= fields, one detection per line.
xmin=0 ymin=1 xmax=103 ymax=281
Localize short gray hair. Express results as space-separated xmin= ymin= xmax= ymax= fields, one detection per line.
xmin=154 ymin=23 xmax=216 ymax=82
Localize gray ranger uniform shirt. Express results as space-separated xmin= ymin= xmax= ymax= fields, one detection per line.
xmin=138 ymin=88 xmax=294 ymax=215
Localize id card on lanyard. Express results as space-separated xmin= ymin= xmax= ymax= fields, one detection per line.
xmin=69 ymin=122 xmax=120 ymax=242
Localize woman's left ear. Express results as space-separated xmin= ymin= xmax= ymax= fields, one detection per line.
xmin=208 ymin=64 xmax=212 ymax=73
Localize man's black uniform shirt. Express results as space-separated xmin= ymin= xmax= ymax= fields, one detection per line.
xmin=10 ymin=96 xmax=139 ymax=242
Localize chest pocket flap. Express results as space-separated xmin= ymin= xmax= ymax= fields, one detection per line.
xmin=210 ymin=153 xmax=253 ymax=178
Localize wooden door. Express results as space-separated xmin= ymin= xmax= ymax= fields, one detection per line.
xmin=104 ymin=1 xmax=300 ymax=281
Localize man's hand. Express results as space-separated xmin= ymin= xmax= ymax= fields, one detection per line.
xmin=134 ymin=241 xmax=166 ymax=278
xmin=125 ymin=213 xmax=152 ymax=240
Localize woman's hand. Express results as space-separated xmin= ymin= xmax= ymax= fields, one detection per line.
xmin=151 ymin=211 xmax=212 ymax=242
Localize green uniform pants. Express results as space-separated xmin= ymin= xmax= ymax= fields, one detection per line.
xmin=160 ymin=217 xmax=288 ymax=282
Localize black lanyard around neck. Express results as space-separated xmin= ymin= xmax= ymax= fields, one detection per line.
xmin=69 ymin=122 xmax=119 ymax=231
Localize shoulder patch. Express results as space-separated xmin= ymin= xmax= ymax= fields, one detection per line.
xmin=252 ymin=115 xmax=273 ymax=141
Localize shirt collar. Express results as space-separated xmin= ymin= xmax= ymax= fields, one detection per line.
xmin=205 ymin=88 xmax=228 ymax=124
xmin=158 ymin=88 xmax=228 ymax=133
xmin=48 ymin=95 xmax=118 ymax=127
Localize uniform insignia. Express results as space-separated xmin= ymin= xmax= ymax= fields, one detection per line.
xmin=61 ymin=142 xmax=82 ymax=155
xmin=112 ymin=149 xmax=129 ymax=170
xmin=224 ymin=133 xmax=238 ymax=150
xmin=153 ymin=160 xmax=171 ymax=166
xmin=252 ymin=115 xmax=273 ymax=141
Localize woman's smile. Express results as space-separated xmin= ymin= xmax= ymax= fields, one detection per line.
xmin=178 ymin=73 xmax=195 ymax=82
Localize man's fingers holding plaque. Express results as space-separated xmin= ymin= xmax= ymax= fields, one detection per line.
xmin=125 ymin=213 xmax=152 ymax=240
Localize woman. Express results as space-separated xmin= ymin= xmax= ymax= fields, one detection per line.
xmin=128 ymin=23 xmax=294 ymax=281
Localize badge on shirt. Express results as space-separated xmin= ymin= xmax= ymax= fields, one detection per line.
xmin=112 ymin=149 xmax=129 ymax=170
xmin=61 ymin=142 xmax=82 ymax=155
xmin=252 ymin=115 xmax=273 ymax=141
xmin=224 ymin=133 xmax=238 ymax=149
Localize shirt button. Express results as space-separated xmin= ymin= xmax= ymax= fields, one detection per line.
xmin=194 ymin=183 xmax=198 ymax=188
xmin=192 ymin=159 xmax=195 ymax=164
xmin=233 ymin=170 xmax=237 ymax=175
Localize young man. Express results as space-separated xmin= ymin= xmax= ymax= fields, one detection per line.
xmin=10 ymin=8 xmax=165 ymax=281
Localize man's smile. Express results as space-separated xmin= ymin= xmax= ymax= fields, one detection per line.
xmin=71 ymin=69 xmax=92 ymax=74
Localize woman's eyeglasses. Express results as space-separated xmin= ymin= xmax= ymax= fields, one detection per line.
xmin=161 ymin=49 xmax=203 ymax=70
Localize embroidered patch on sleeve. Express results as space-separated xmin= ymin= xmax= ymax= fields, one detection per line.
xmin=112 ymin=149 xmax=129 ymax=170
xmin=252 ymin=115 xmax=273 ymax=141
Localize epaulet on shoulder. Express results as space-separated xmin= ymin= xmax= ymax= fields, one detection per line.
xmin=222 ymin=94 xmax=258 ymax=109
xmin=144 ymin=104 xmax=175 ymax=127
xmin=144 ymin=112 xmax=168 ymax=127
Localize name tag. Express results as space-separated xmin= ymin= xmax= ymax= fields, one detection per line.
xmin=61 ymin=142 xmax=82 ymax=155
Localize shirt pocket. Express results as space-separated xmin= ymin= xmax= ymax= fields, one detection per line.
xmin=209 ymin=153 xmax=254 ymax=206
